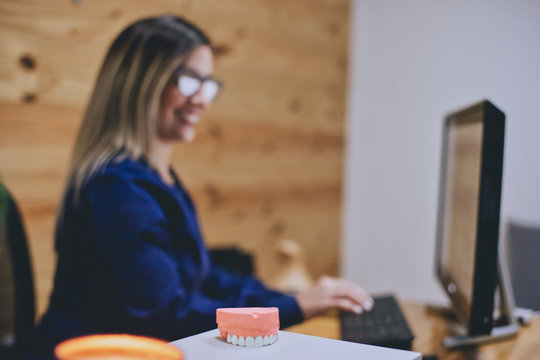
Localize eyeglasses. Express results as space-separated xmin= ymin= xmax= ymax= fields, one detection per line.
xmin=173 ymin=67 xmax=223 ymax=103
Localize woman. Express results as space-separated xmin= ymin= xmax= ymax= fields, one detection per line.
xmin=31 ymin=14 xmax=372 ymax=356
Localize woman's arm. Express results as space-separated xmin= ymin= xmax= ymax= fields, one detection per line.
xmin=84 ymin=169 xmax=369 ymax=341
xmin=201 ymin=266 xmax=303 ymax=328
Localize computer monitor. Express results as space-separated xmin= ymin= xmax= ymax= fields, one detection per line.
xmin=434 ymin=100 xmax=518 ymax=348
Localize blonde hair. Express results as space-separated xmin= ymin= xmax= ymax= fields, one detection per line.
xmin=61 ymin=15 xmax=210 ymax=209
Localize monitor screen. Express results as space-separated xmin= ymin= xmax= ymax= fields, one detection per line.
xmin=440 ymin=113 xmax=483 ymax=319
xmin=435 ymin=100 xmax=505 ymax=336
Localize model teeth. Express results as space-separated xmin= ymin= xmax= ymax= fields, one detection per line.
xmin=226 ymin=333 xmax=278 ymax=346
xmin=255 ymin=336 xmax=263 ymax=346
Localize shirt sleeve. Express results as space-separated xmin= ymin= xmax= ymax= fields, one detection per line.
xmin=201 ymin=266 xmax=304 ymax=328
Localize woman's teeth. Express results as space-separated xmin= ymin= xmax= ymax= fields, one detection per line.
xmin=175 ymin=109 xmax=199 ymax=125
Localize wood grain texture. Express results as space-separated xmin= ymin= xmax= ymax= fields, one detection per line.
xmin=0 ymin=0 xmax=350 ymax=317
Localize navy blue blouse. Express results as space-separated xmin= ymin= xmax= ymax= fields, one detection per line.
xmin=31 ymin=157 xmax=302 ymax=355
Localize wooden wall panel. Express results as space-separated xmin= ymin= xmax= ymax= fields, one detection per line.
xmin=0 ymin=0 xmax=350 ymax=317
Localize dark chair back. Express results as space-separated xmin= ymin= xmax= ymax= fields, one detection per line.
xmin=0 ymin=182 xmax=36 ymax=358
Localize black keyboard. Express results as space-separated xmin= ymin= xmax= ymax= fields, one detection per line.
xmin=340 ymin=294 xmax=414 ymax=350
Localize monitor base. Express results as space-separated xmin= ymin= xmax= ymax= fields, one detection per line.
xmin=442 ymin=323 xmax=519 ymax=349
xmin=441 ymin=255 xmax=520 ymax=350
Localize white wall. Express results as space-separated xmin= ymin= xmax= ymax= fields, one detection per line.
xmin=342 ymin=0 xmax=540 ymax=304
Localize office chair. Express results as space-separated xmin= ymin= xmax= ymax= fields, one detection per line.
xmin=505 ymin=221 xmax=540 ymax=311
xmin=0 ymin=182 xmax=36 ymax=359
xmin=209 ymin=247 xmax=254 ymax=276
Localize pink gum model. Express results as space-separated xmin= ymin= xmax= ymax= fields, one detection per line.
xmin=216 ymin=307 xmax=279 ymax=346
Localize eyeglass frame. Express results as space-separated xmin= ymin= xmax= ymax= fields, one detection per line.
xmin=171 ymin=66 xmax=224 ymax=103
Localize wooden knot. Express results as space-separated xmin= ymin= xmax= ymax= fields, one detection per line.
xmin=213 ymin=44 xmax=231 ymax=59
xmin=22 ymin=93 xmax=38 ymax=103
xmin=19 ymin=54 xmax=37 ymax=71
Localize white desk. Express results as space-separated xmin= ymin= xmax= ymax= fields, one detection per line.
xmin=170 ymin=329 xmax=421 ymax=360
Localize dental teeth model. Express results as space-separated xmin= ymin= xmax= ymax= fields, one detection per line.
xmin=216 ymin=307 xmax=279 ymax=347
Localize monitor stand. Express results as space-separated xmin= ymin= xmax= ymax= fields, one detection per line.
xmin=441 ymin=257 xmax=519 ymax=349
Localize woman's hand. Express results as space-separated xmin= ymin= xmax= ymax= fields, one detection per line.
xmin=295 ymin=276 xmax=373 ymax=320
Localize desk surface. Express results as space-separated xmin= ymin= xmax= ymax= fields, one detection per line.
xmin=170 ymin=329 xmax=421 ymax=360
xmin=285 ymin=301 xmax=540 ymax=360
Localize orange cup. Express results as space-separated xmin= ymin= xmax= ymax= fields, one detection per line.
xmin=54 ymin=334 xmax=183 ymax=360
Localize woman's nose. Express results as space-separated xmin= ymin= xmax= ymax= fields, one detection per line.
xmin=188 ymin=87 xmax=210 ymax=107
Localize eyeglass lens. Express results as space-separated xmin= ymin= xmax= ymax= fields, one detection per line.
xmin=177 ymin=75 xmax=219 ymax=102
